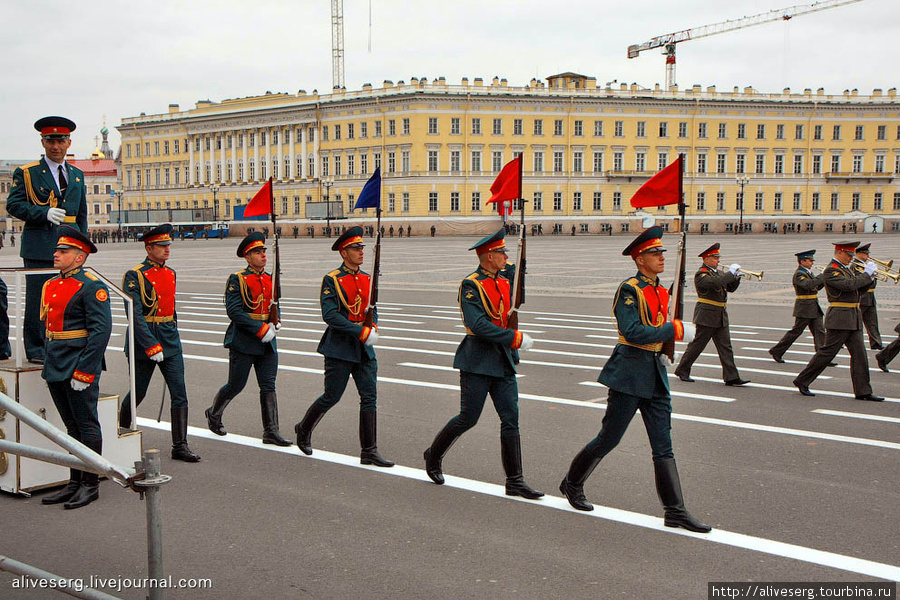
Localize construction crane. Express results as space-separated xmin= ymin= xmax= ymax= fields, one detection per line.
xmin=331 ymin=0 xmax=345 ymax=90
xmin=627 ymin=0 xmax=864 ymax=89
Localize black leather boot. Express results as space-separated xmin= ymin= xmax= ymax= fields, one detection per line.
xmin=170 ymin=406 xmax=201 ymax=462
xmin=119 ymin=394 xmax=138 ymax=430
xmin=41 ymin=469 xmax=82 ymax=505
xmin=559 ymin=447 xmax=601 ymax=511
xmin=205 ymin=390 xmax=232 ymax=436
xmin=500 ymin=435 xmax=544 ymax=499
xmin=64 ymin=440 xmax=102 ymax=510
xmin=654 ymin=457 xmax=712 ymax=533
xmin=260 ymin=392 xmax=291 ymax=446
xmin=359 ymin=411 xmax=394 ymax=467
xmin=294 ymin=403 xmax=327 ymax=455
xmin=423 ymin=425 xmax=460 ymax=485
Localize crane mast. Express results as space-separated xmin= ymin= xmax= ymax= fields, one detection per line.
xmin=627 ymin=0 xmax=865 ymax=89
xmin=331 ymin=0 xmax=345 ymax=90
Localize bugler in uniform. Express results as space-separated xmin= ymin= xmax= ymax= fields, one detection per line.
xmin=119 ymin=224 xmax=200 ymax=462
xmin=204 ymin=233 xmax=291 ymax=445
xmin=39 ymin=226 xmax=112 ymax=510
xmin=423 ymin=229 xmax=543 ymax=499
xmin=293 ymin=226 xmax=393 ymax=467
xmin=674 ymin=243 xmax=750 ymax=386
xmin=558 ymin=227 xmax=710 ymax=532
xmin=768 ymin=249 xmax=827 ymax=363
xmin=6 ymin=117 xmax=89 ymax=364
xmin=854 ymin=243 xmax=883 ymax=350
xmin=793 ymin=242 xmax=883 ymax=401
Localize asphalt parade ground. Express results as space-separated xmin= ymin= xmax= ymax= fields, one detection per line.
xmin=0 ymin=232 xmax=898 ymax=599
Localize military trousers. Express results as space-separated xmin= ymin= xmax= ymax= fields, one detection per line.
xmin=879 ymin=337 xmax=900 ymax=366
xmin=0 ymin=276 xmax=10 ymax=358
xmin=769 ymin=316 xmax=826 ymax=359
xmin=581 ymin=388 xmax=674 ymax=463
xmin=217 ymin=347 xmax=278 ymax=398
xmin=442 ymin=371 xmax=519 ymax=438
xmin=47 ymin=379 xmax=102 ymax=447
xmin=675 ymin=324 xmax=740 ymax=382
xmin=23 ymin=258 xmax=54 ymax=361
xmin=312 ymin=355 xmax=377 ymax=413
xmin=795 ymin=327 xmax=872 ymax=396
xmin=123 ymin=353 xmax=189 ymax=411
xmin=861 ymin=304 xmax=882 ymax=349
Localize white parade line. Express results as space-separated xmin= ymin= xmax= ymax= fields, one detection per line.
xmin=661 ymin=374 xmax=900 ymax=403
xmin=812 ymin=409 xmax=900 ymax=424
xmin=575 ymin=381 xmax=735 ymax=403
xmin=135 ymin=418 xmax=900 ymax=582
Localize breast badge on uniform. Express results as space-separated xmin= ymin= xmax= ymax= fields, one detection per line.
xmin=465 ymin=291 xmax=474 ymax=299
xmin=323 ymin=289 xmax=331 ymax=295
xmin=625 ymin=297 xmax=634 ymax=305
xmin=95 ymin=289 xmax=108 ymax=302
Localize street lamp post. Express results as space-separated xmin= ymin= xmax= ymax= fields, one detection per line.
xmin=115 ymin=189 xmax=124 ymax=233
xmin=323 ymin=177 xmax=334 ymax=237
xmin=209 ymin=183 xmax=220 ymax=224
xmin=736 ymin=175 xmax=749 ymax=234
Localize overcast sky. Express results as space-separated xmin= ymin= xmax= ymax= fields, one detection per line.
xmin=2 ymin=0 xmax=895 ymax=159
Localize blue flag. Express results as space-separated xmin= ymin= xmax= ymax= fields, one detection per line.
xmin=354 ymin=168 xmax=381 ymax=209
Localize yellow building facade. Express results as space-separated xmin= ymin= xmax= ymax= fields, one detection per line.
xmin=117 ymin=74 xmax=900 ymax=234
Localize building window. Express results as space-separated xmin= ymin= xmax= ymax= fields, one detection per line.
xmin=718 ymin=123 xmax=727 ymax=139
xmin=636 ymin=152 xmax=646 ymax=172
xmin=893 ymin=192 xmax=900 ymax=210
xmin=449 ymin=192 xmax=459 ymax=212
xmin=832 ymin=125 xmax=841 ymax=140
xmin=401 ymin=150 xmax=410 ymax=172
xmin=491 ymin=151 xmax=502 ymax=172
xmin=659 ymin=122 xmax=668 ymax=137
xmin=613 ymin=152 xmax=623 ymax=172
xmin=573 ymin=191 xmax=582 ymax=211
xmin=613 ymin=192 xmax=622 ymax=210
xmin=359 ymin=122 xmax=367 ymax=139
xmin=592 ymin=191 xmax=602 ymax=211
xmin=716 ymin=192 xmax=725 ymax=211
xmin=855 ymin=125 xmax=864 ymax=141
xmin=658 ymin=152 xmax=668 ymax=171
xmin=451 ymin=150 xmax=461 ymax=172
xmin=717 ymin=153 xmax=726 ymax=174
xmin=428 ymin=192 xmax=438 ymax=212
xmin=795 ymin=124 xmax=804 ymax=140
xmin=699 ymin=123 xmax=709 ymax=138
xmin=793 ymin=192 xmax=802 ymax=211
xmin=573 ymin=151 xmax=583 ymax=173
xmin=874 ymin=192 xmax=883 ymax=211
xmin=493 ymin=118 xmax=502 ymax=135
xmin=737 ymin=123 xmax=746 ymax=139
xmin=332 ymin=156 xmax=339 ymax=177
xmin=811 ymin=192 xmax=820 ymax=211
xmin=387 ymin=192 xmax=396 ymax=212
xmin=774 ymin=155 xmax=784 ymax=174
xmin=831 ymin=155 xmax=841 ymax=173
xmin=471 ymin=150 xmax=482 ymax=172
xmin=793 ymin=154 xmax=803 ymax=174
xmin=696 ymin=192 xmax=706 ymax=211
xmin=831 ymin=192 xmax=839 ymax=211
xmin=852 ymin=154 xmax=863 ymax=173
xmin=593 ymin=152 xmax=603 ymax=172
xmin=450 ymin=118 xmax=460 ymax=135
xmin=472 ymin=118 xmax=481 ymax=135
xmin=636 ymin=121 xmax=646 ymax=137
xmin=852 ymin=192 xmax=860 ymax=211
xmin=513 ymin=118 xmax=523 ymax=135
xmin=534 ymin=119 xmax=543 ymax=135
xmin=875 ymin=155 xmax=885 ymax=173
xmin=757 ymin=124 xmax=766 ymax=140
xmin=594 ymin=120 xmax=603 ymax=137
xmin=876 ymin=125 xmax=886 ymax=140
xmin=387 ymin=151 xmax=395 ymax=173
xmin=776 ymin=124 xmax=785 ymax=140
xmin=467 ymin=191 xmax=479 ymax=212
xmin=402 ymin=192 xmax=410 ymax=212
xmin=553 ymin=151 xmax=564 ymax=173
xmin=697 ymin=153 xmax=707 ymax=174
xmin=774 ymin=192 xmax=782 ymax=211
xmin=402 ymin=118 xmax=410 ymax=135
xmin=614 ymin=121 xmax=624 ymax=137
xmin=574 ymin=120 xmax=583 ymax=136
xmin=736 ymin=153 xmax=745 ymax=174
xmin=388 ymin=119 xmax=396 ymax=136
xmin=755 ymin=192 xmax=764 ymax=211
xmin=428 ymin=150 xmax=439 ymax=173
xmin=533 ymin=192 xmax=542 ymax=211
xmin=345 ymin=155 xmax=352 ymax=176
xmin=533 ymin=151 xmax=543 ymax=173
xmin=812 ymin=155 xmax=821 ymax=174
xmin=374 ymin=121 xmax=382 ymax=138
xmin=553 ymin=192 xmax=562 ymax=211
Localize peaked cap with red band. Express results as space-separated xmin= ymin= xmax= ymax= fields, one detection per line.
xmin=34 ymin=116 xmax=76 ymax=138
xmin=698 ymin=243 xmax=721 ymax=258
xmin=469 ymin=228 xmax=507 ymax=256
xmin=622 ymin=226 xmax=666 ymax=259
xmin=237 ymin=232 xmax=267 ymax=257
xmin=331 ymin=226 xmax=366 ymax=251
xmin=55 ymin=225 xmax=97 ymax=254
xmin=833 ymin=240 xmax=859 ymax=253
xmin=143 ymin=223 xmax=174 ymax=246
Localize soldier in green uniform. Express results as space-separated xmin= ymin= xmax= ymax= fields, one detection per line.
xmin=793 ymin=242 xmax=883 ymax=401
xmin=559 ymin=227 xmax=710 ymax=532
xmin=769 ymin=249 xmax=827 ymax=363
xmin=674 ymin=243 xmax=750 ymax=386
xmin=39 ymin=226 xmax=112 ymax=510
xmin=423 ymin=229 xmax=542 ymax=499
xmin=854 ymin=244 xmax=883 ymax=350
xmin=293 ymin=226 xmax=393 ymax=467
xmin=875 ymin=322 xmax=900 ymax=372
xmin=6 ymin=117 xmax=88 ymax=364
xmin=204 ymin=233 xmax=291 ymax=445
xmin=119 ymin=224 xmax=200 ymax=462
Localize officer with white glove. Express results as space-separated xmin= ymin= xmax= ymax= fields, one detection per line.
xmin=47 ymin=207 xmax=66 ymax=225
xmin=729 ymin=263 xmax=742 ymax=276
xmin=864 ymin=261 xmax=877 ymax=276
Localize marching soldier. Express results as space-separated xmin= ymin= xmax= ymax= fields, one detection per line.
xmin=39 ymin=226 xmax=112 ymax=509
xmin=674 ymin=243 xmax=750 ymax=386
xmin=6 ymin=117 xmax=88 ymax=364
xmin=875 ymin=323 xmax=900 ymax=373
xmin=793 ymin=242 xmax=883 ymax=401
xmin=204 ymin=232 xmax=291 ymax=445
xmin=293 ymin=227 xmax=393 ymax=466
xmin=559 ymin=227 xmax=709 ymax=532
xmin=768 ymin=250 xmax=827 ymax=363
xmin=423 ymin=229 xmax=542 ymax=499
xmin=855 ymin=244 xmax=883 ymax=350
xmin=119 ymin=224 xmax=200 ymax=462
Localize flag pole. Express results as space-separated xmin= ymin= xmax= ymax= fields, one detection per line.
xmin=267 ymin=177 xmax=281 ymax=326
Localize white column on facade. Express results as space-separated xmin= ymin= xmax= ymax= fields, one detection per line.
xmin=188 ymin=134 xmax=195 ymax=186
xmin=198 ymin=134 xmax=205 ymax=185
xmin=265 ymin=127 xmax=272 ymax=181
xmin=313 ymin=124 xmax=319 ymax=179
xmin=253 ymin=129 xmax=260 ymax=183
xmin=242 ymin=130 xmax=249 ymax=184
xmin=219 ymin=132 xmax=226 ymax=183
xmin=301 ymin=124 xmax=308 ymax=179
xmin=289 ymin=125 xmax=296 ymax=180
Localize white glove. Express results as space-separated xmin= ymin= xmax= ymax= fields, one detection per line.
xmin=864 ymin=261 xmax=877 ymax=276
xmin=274 ymin=321 xmax=283 ymax=331
xmin=149 ymin=351 xmax=164 ymax=363
xmin=519 ymin=333 xmax=534 ymax=352
xmin=364 ymin=330 xmax=379 ymax=347
xmin=729 ymin=263 xmax=741 ymax=275
xmin=660 ymin=354 xmax=674 ymax=369
xmin=70 ymin=378 xmax=90 ymax=391
xmin=681 ymin=322 xmax=696 ymax=345
xmin=260 ymin=327 xmax=276 ymax=344
xmin=47 ymin=207 xmax=66 ymax=225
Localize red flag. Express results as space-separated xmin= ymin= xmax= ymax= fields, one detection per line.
xmin=243 ymin=178 xmax=273 ymax=217
xmin=487 ymin=156 xmax=521 ymax=206
xmin=630 ymin=156 xmax=682 ymax=208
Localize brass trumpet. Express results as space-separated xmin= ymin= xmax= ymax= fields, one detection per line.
xmin=738 ymin=269 xmax=764 ymax=280
xmin=869 ymin=257 xmax=894 ymax=272
xmin=850 ymin=258 xmax=900 ymax=284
